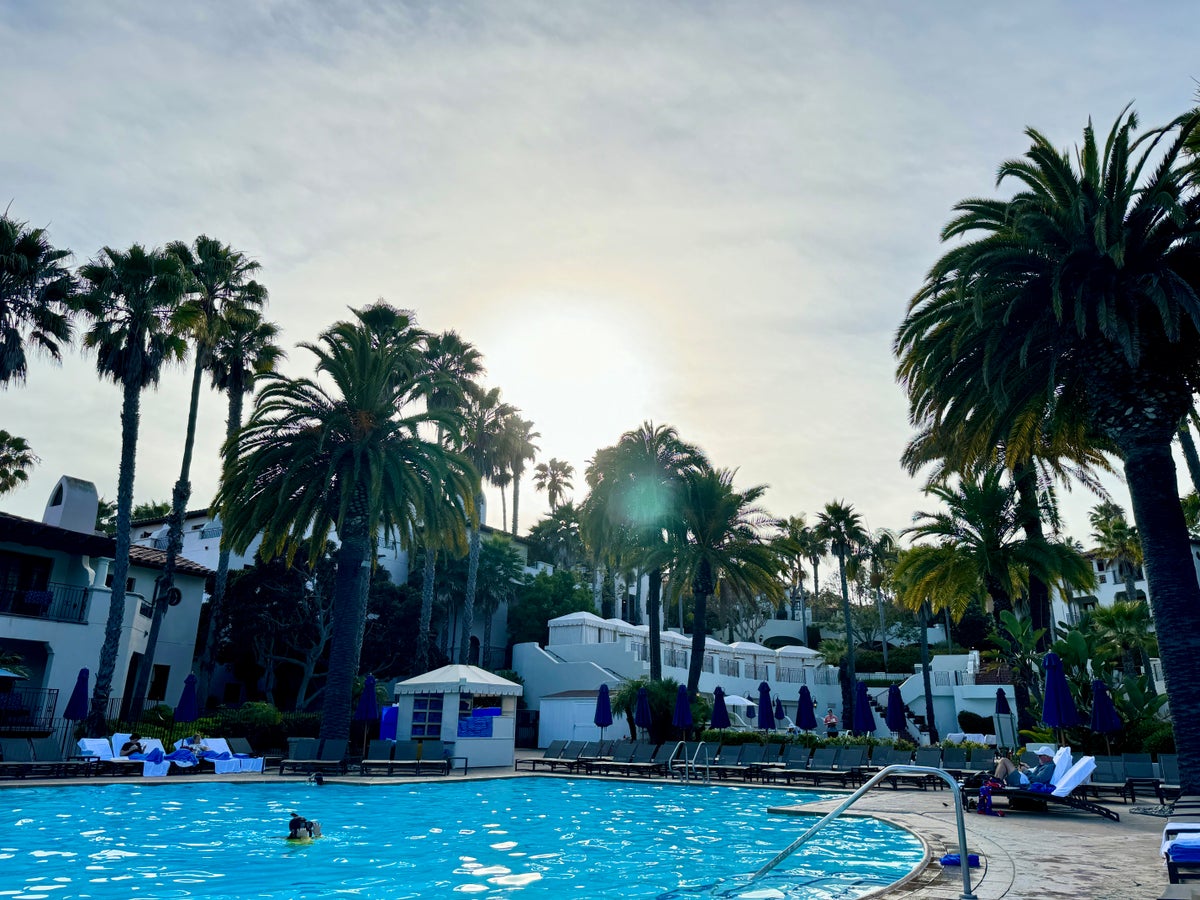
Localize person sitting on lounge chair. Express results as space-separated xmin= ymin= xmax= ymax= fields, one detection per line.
xmin=992 ymin=747 xmax=1055 ymax=787
xmin=120 ymin=733 xmax=145 ymax=756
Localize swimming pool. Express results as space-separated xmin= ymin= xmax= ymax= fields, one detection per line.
xmin=0 ymin=777 xmax=924 ymax=898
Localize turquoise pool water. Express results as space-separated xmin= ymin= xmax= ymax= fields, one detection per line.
xmin=0 ymin=778 xmax=923 ymax=898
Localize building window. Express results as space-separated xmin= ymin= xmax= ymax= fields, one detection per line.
xmin=411 ymin=694 xmax=443 ymax=739
xmin=148 ymin=665 xmax=170 ymax=702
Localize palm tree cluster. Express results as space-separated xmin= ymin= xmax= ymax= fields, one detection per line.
xmin=895 ymin=106 xmax=1200 ymax=790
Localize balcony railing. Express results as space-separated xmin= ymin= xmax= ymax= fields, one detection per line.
xmin=718 ymin=658 xmax=740 ymax=677
xmin=746 ymin=664 xmax=772 ymax=681
xmin=776 ymin=666 xmax=806 ymax=684
xmin=0 ymin=687 xmax=59 ymax=733
xmin=663 ymin=648 xmax=689 ymax=669
xmin=0 ymin=582 xmax=90 ymax=624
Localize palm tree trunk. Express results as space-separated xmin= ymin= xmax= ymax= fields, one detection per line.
xmin=319 ymin=502 xmax=373 ymax=741
xmin=918 ymin=603 xmax=938 ymax=743
xmin=1178 ymin=416 xmax=1200 ymax=496
xmin=460 ymin=499 xmax=484 ymax=664
xmin=499 ymin=486 xmax=508 ymax=533
xmin=1123 ymin=437 xmax=1200 ymax=794
xmin=686 ymin=560 xmax=714 ymax=694
xmin=511 ymin=473 xmax=521 ymax=536
xmin=648 ymin=568 xmax=663 ymax=681
xmin=129 ymin=353 xmax=206 ymax=710
xmin=632 ymin=572 xmax=643 ymax=626
xmin=417 ymin=549 xmax=437 ymax=671
xmin=1014 ymin=462 xmax=1053 ymax=650
xmin=482 ymin=599 xmax=494 ymax=669
xmin=89 ymin=378 xmax=142 ymax=735
xmin=838 ymin=551 xmax=856 ymax=727
xmin=197 ymin=378 xmax=246 ymax=705
xmin=875 ymin=585 xmax=889 ymax=669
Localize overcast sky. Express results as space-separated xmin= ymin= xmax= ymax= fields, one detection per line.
xmin=2 ymin=1 xmax=1197 ymax=548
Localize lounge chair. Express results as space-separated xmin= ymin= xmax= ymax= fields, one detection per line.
xmin=669 ymin=741 xmax=716 ymax=780
xmin=76 ymin=738 xmax=143 ymax=776
xmin=418 ymin=740 xmax=450 ymax=775
xmin=221 ymin=737 xmax=266 ymax=773
xmin=1162 ymin=819 xmax=1200 ymax=885
xmin=939 ymin=747 xmax=969 ymax=779
xmin=360 ymin=740 xmax=396 ymax=776
xmin=621 ymin=743 xmax=675 ymax=778
xmin=0 ymin=738 xmax=34 ymax=779
xmin=515 ymin=739 xmax=566 ymax=772
xmin=1161 ymin=755 xmax=1182 ymax=802
xmin=785 ymin=747 xmax=837 ymax=786
xmin=1124 ymin=752 xmax=1165 ymax=804
xmin=587 ymin=741 xmax=638 ymax=775
xmin=761 ymin=744 xmax=810 ymax=784
xmin=30 ymin=738 xmax=93 ymax=778
xmin=278 ymin=738 xmax=320 ymax=775
xmin=999 ymin=756 xmax=1120 ymax=821
xmin=1086 ymin=757 xmax=1129 ymax=802
xmin=112 ymin=734 xmax=178 ymax=777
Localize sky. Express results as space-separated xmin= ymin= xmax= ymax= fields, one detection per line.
xmin=2 ymin=1 xmax=1197 ymax=548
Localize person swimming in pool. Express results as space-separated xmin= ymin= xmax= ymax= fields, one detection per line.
xmin=287 ymin=813 xmax=322 ymax=840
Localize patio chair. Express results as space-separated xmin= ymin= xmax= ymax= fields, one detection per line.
xmin=1124 ymin=752 xmax=1165 ymax=804
xmin=586 ymin=741 xmax=638 ymax=775
xmin=783 ymin=746 xmax=836 ymax=786
xmin=0 ymin=738 xmax=34 ymax=779
xmin=111 ymin=734 xmax=175 ymax=777
xmin=939 ymin=747 xmax=969 ymax=779
xmin=834 ymin=746 xmax=868 ymax=786
xmin=419 ymin=740 xmax=451 ymax=776
xmin=999 ymin=756 xmax=1120 ymax=822
xmin=515 ymin=739 xmax=566 ymax=772
xmin=1162 ymin=818 xmax=1200 ymax=886
xmin=1161 ymin=755 xmax=1182 ymax=802
xmin=30 ymin=738 xmax=93 ymax=778
xmin=360 ymin=740 xmax=396 ymax=776
xmin=603 ymin=742 xmax=658 ymax=776
xmin=1087 ymin=757 xmax=1128 ymax=802
xmin=223 ymin=737 xmax=266 ymax=773
xmin=877 ymin=748 xmax=936 ymax=790
xmin=621 ymin=743 xmax=675 ymax=778
xmin=388 ymin=740 xmax=422 ymax=775
xmin=760 ymin=744 xmax=810 ymax=784
xmin=77 ymin=737 xmax=143 ymax=776
xmin=278 ymin=738 xmax=320 ymax=775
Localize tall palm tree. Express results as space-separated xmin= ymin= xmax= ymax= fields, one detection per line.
xmin=194 ymin=306 xmax=284 ymax=702
xmin=417 ymin=331 xmax=485 ymax=669
xmin=214 ymin=303 xmax=475 ymax=739
xmin=1088 ymin=600 xmax=1158 ymax=684
xmin=893 ymin=545 xmax=947 ymax=742
xmin=77 ymin=245 xmax=188 ymax=731
xmin=580 ymin=422 xmax=708 ymax=681
xmin=131 ymin=237 xmax=267 ymax=709
xmin=459 ymin=387 xmax=515 ymax=663
xmin=897 ymin=107 xmax=1200 ymax=788
xmin=0 ymin=213 xmax=75 ymax=385
xmin=864 ymin=528 xmax=899 ymax=668
xmin=526 ymin=502 xmax=585 ymax=570
xmin=1088 ymin=502 xmax=1144 ymax=604
xmin=773 ymin=515 xmax=810 ymax=631
xmin=795 ymin=522 xmax=827 ymax=632
xmin=0 ymin=431 xmax=36 ymax=496
xmin=664 ymin=467 xmax=783 ymax=695
xmin=816 ymin=501 xmax=868 ymax=726
xmin=504 ymin=414 xmax=539 ymax=536
xmin=533 ymin=458 xmax=575 ymax=510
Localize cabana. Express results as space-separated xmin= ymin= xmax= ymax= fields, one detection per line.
xmin=392 ymin=665 xmax=523 ymax=769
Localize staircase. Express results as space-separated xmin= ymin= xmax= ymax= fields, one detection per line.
xmin=867 ymin=688 xmax=923 ymax=745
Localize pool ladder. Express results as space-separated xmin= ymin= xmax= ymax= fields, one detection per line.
xmin=749 ymin=765 xmax=978 ymax=900
xmin=669 ymin=741 xmax=711 ymax=785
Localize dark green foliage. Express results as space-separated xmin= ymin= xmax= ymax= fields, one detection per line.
xmin=507 ymin=570 xmax=594 ymax=647
xmin=950 ymin=600 xmax=995 ymax=650
xmin=854 ymin=646 xmax=922 ymax=674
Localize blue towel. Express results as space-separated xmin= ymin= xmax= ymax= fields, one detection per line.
xmin=939 ymin=853 xmax=980 ymax=867
xmin=1170 ymin=846 xmax=1200 ymax=864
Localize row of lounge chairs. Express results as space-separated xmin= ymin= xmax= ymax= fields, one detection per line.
xmin=1086 ymin=753 xmax=1181 ymax=804
xmin=0 ymin=735 xmax=263 ymax=778
xmin=279 ymin=738 xmax=453 ymax=777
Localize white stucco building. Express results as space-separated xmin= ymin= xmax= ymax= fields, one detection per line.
xmin=0 ymin=477 xmax=211 ymax=724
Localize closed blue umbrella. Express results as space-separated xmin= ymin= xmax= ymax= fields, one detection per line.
xmin=174 ymin=673 xmax=199 ymax=724
xmin=354 ymin=674 xmax=378 ymax=723
xmin=995 ymin=687 xmax=1012 ymax=716
xmin=1090 ymin=680 xmax=1122 ymax=734
xmin=885 ymin=684 xmax=907 ymax=734
xmin=711 ymin=686 xmax=731 ymax=730
xmin=594 ymin=684 xmax=613 ymax=739
xmin=853 ymin=681 xmax=877 ymax=735
xmin=796 ymin=686 xmax=818 ymax=731
xmin=634 ymin=686 xmax=653 ymax=736
xmin=774 ymin=696 xmax=786 ymax=724
xmin=1041 ymin=652 xmax=1079 ymax=733
xmin=64 ymin=668 xmax=90 ymax=721
xmin=757 ymin=682 xmax=773 ymax=731
xmin=672 ymin=684 xmax=693 ymax=730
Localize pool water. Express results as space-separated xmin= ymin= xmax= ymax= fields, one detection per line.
xmin=0 ymin=778 xmax=923 ymax=899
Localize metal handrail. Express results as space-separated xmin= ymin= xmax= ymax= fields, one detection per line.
xmin=750 ymin=764 xmax=977 ymax=900
xmin=671 ymin=741 xmax=710 ymax=785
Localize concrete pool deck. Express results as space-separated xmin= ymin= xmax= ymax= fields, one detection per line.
xmin=0 ymin=761 xmax=1173 ymax=898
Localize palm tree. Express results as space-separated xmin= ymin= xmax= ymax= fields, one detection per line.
xmin=773 ymin=515 xmax=810 ymax=632
xmin=533 ymin=458 xmax=575 ymax=510
xmin=1088 ymin=502 xmax=1144 ymax=604
xmin=0 ymin=213 xmax=75 ymax=385
xmin=580 ymin=422 xmax=708 ymax=681
xmin=1088 ymin=600 xmax=1158 ymax=684
xmin=795 ymin=521 xmax=827 ymax=633
xmin=0 ymin=431 xmax=36 ymax=496
xmin=816 ymin=501 xmax=868 ymax=726
xmin=864 ymin=528 xmax=899 ymax=668
xmin=504 ymin=414 xmax=539 ymax=536
xmin=130 ymin=237 xmax=267 ymax=710
xmin=892 ymin=546 xmax=946 ymax=742
xmin=664 ymin=467 xmax=783 ymax=695
xmin=897 ymin=107 xmax=1200 ymax=788
xmin=526 ymin=502 xmax=585 ymax=570
xmin=194 ymin=307 xmax=284 ymax=703
xmin=77 ymin=245 xmax=188 ymax=731
xmin=214 ymin=303 xmax=475 ymax=740
xmin=416 ymin=330 xmax=485 ymax=669
xmin=459 ymin=387 xmax=515 ymax=663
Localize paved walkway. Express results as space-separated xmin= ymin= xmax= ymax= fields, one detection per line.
xmin=1 ymin=760 xmax=1174 ymax=898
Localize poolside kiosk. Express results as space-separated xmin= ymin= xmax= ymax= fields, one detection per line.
xmin=392 ymin=664 xmax=522 ymax=769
